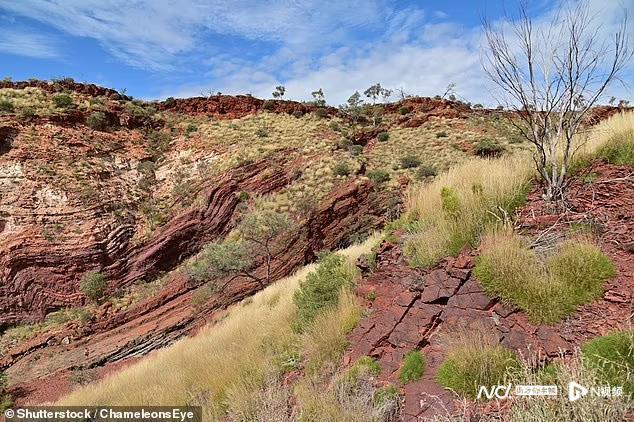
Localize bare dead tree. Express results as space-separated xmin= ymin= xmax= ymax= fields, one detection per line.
xmin=482 ymin=1 xmax=630 ymax=201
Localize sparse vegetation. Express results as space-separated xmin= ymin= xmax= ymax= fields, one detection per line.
xmin=474 ymin=234 xmax=615 ymax=324
xmin=399 ymin=350 xmax=425 ymax=384
xmin=80 ymin=271 xmax=108 ymax=303
xmin=399 ymin=106 xmax=410 ymax=115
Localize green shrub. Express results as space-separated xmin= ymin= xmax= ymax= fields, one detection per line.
xmin=292 ymin=110 xmax=304 ymax=118
xmin=185 ymin=123 xmax=198 ymax=135
xmin=399 ymin=350 xmax=425 ymax=384
xmin=256 ymin=127 xmax=268 ymax=138
xmin=80 ymin=271 xmax=108 ymax=302
xmin=474 ymin=237 xmax=615 ymax=324
xmin=19 ymin=107 xmax=37 ymax=120
xmin=399 ymin=106 xmax=410 ymax=115
xmin=262 ymin=100 xmax=274 ymax=111
xmin=400 ymin=154 xmax=421 ymax=169
xmin=377 ymin=132 xmax=389 ymax=142
xmin=348 ymin=144 xmax=363 ymax=156
xmin=436 ymin=344 xmax=520 ymax=399
xmin=0 ymin=371 xmax=11 ymax=412
xmin=416 ymin=165 xmax=438 ymax=179
xmin=474 ymin=139 xmax=505 ymax=157
xmin=0 ymin=99 xmax=14 ymax=113
xmin=367 ymin=169 xmax=390 ymax=184
xmin=597 ymin=129 xmax=634 ymax=165
xmin=582 ymin=331 xmax=633 ymax=394
xmin=436 ymin=131 xmax=448 ymax=138
xmin=315 ymin=108 xmax=329 ymax=118
xmin=293 ymin=253 xmax=357 ymax=332
xmin=53 ymin=94 xmax=74 ymax=108
xmin=86 ymin=111 xmax=108 ymax=131
xmin=333 ymin=161 xmax=351 ymax=177
xmin=329 ymin=121 xmax=340 ymax=131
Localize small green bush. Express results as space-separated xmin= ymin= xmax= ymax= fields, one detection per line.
xmin=582 ymin=331 xmax=633 ymax=394
xmin=400 ymin=154 xmax=421 ymax=169
xmin=329 ymin=121 xmax=340 ymax=131
xmin=256 ymin=127 xmax=268 ymax=138
xmin=597 ymin=129 xmax=634 ymax=165
xmin=292 ymin=110 xmax=304 ymax=118
xmin=367 ymin=169 xmax=390 ymax=184
xmin=86 ymin=111 xmax=108 ymax=131
xmin=293 ymin=253 xmax=357 ymax=332
xmin=0 ymin=99 xmax=14 ymax=113
xmin=474 ymin=139 xmax=505 ymax=157
xmin=436 ymin=345 xmax=520 ymax=399
xmin=348 ymin=144 xmax=363 ymax=156
xmin=377 ymin=132 xmax=390 ymax=142
xmin=399 ymin=106 xmax=410 ymax=115
xmin=436 ymin=131 xmax=448 ymax=138
xmin=53 ymin=94 xmax=74 ymax=108
xmin=315 ymin=108 xmax=328 ymax=118
xmin=416 ymin=165 xmax=438 ymax=179
xmin=333 ymin=161 xmax=351 ymax=177
xmin=80 ymin=271 xmax=108 ymax=302
xmin=262 ymin=100 xmax=274 ymax=111
xmin=399 ymin=350 xmax=425 ymax=384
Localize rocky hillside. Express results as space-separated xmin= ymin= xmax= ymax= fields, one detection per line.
xmin=0 ymin=80 xmax=529 ymax=404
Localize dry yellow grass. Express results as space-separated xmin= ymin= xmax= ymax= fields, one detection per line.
xmin=403 ymin=155 xmax=533 ymax=267
xmin=57 ymin=235 xmax=379 ymax=419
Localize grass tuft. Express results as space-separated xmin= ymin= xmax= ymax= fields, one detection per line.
xmin=474 ymin=234 xmax=615 ymax=324
xmin=399 ymin=350 xmax=425 ymax=384
xmin=581 ymin=331 xmax=634 ymax=395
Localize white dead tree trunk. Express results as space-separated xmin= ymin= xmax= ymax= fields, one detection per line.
xmin=482 ymin=1 xmax=630 ymax=202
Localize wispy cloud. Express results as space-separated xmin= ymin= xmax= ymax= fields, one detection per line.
xmin=0 ymin=28 xmax=60 ymax=59
xmin=0 ymin=0 xmax=391 ymax=70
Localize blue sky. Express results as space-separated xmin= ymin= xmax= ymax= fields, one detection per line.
xmin=0 ymin=0 xmax=631 ymax=104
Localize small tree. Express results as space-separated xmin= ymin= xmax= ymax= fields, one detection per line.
xmin=311 ymin=88 xmax=326 ymax=107
xmin=272 ymin=85 xmax=286 ymax=99
xmin=442 ymin=83 xmax=457 ymax=100
xmin=190 ymin=210 xmax=293 ymax=288
xmin=363 ymin=83 xmax=392 ymax=127
xmin=80 ymin=271 xmax=108 ymax=302
xmin=339 ymin=91 xmax=364 ymax=132
xmin=482 ymin=0 xmax=630 ymax=201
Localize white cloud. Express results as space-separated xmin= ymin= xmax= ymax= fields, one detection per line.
xmin=0 ymin=28 xmax=60 ymax=59
xmin=0 ymin=0 xmax=391 ymax=70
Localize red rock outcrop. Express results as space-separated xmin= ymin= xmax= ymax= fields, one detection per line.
xmin=157 ymin=96 xmax=337 ymax=119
